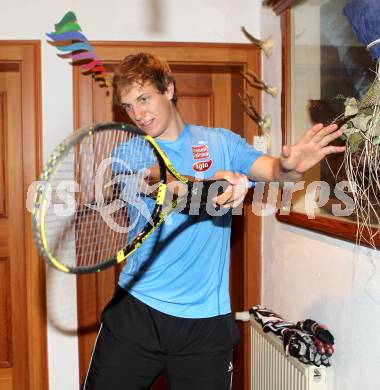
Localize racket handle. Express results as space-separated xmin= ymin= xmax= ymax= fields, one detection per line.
xmin=185 ymin=179 xmax=230 ymax=211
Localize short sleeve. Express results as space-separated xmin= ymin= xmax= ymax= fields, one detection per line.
xmin=220 ymin=128 xmax=263 ymax=176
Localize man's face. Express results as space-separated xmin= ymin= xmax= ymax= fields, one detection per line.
xmin=119 ymin=81 xmax=174 ymax=138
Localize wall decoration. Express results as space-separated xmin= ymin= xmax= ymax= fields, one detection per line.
xmin=46 ymin=11 xmax=110 ymax=88
xmin=241 ymin=26 xmax=274 ymax=58
xmin=240 ymin=27 xmax=276 ymax=151
xmin=239 ymin=93 xmax=271 ymax=137
xmin=241 ymin=69 xmax=278 ymax=97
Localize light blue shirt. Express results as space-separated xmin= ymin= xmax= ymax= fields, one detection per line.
xmin=117 ymin=124 xmax=263 ymax=318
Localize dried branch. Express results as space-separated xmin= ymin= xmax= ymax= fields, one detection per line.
xmin=241 ymin=69 xmax=278 ymax=97
xmin=238 ymin=93 xmax=271 ymax=135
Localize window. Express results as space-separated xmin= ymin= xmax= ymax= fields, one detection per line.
xmin=273 ymin=0 xmax=378 ymax=247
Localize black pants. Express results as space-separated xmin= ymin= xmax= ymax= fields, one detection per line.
xmin=82 ymin=288 xmax=240 ymax=390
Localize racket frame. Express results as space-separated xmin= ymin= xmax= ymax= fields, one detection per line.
xmin=32 ymin=122 xmax=193 ymax=274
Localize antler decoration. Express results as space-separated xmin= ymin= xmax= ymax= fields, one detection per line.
xmin=241 ymin=26 xmax=274 ymax=58
xmin=238 ymin=93 xmax=271 ymax=135
xmin=241 ymin=69 xmax=278 ymax=97
xmin=46 ymin=11 xmax=110 ymax=88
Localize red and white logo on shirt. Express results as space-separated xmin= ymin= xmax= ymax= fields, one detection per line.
xmin=192 ymin=142 xmax=212 ymax=172
xmin=192 ymin=144 xmax=209 ymax=160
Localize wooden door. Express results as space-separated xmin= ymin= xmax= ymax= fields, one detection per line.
xmin=0 ymin=42 xmax=47 ymax=390
xmin=75 ymin=42 xmax=261 ymax=390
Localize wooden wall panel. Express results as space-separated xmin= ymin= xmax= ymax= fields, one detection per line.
xmin=177 ymin=95 xmax=212 ymax=127
xmin=0 ymin=257 xmax=11 ymax=367
xmin=0 ymin=41 xmax=47 ymax=390
xmin=0 ymin=92 xmax=7 ymax=218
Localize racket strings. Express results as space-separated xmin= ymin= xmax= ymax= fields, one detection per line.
xmin=43 ymin=127 xmax=161 ymax=270
xmin=86 ymin=129 xmax=120 ymax=267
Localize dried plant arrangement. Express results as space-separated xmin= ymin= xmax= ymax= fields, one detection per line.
xmin=337 ymin=0 xmax=380 ymax=248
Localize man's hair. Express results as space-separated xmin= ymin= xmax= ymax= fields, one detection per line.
xmin=112 ymin=52 xmax=178 ymax=107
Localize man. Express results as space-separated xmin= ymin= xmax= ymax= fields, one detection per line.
xmin=82 ymin=53 xmax=344 ymax=390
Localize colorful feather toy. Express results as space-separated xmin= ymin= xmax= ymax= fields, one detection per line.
xmin=46 ymin=11 xmax=110 ymax=88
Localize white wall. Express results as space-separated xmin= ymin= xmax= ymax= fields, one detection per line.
xmin=0 ymin=1 xmax=261 ymax=389
xmin=261 ymin=7 xmax=380 ymax=390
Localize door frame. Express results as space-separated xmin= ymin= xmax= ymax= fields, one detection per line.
xmin=0 ymin=41 xmax=48 ymax=390
xmin=74 ymin=41 xmax=262 ymax=390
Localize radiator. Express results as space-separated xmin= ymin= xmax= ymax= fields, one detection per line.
xmin=236 ymin=312 xmax=327 ymax=390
